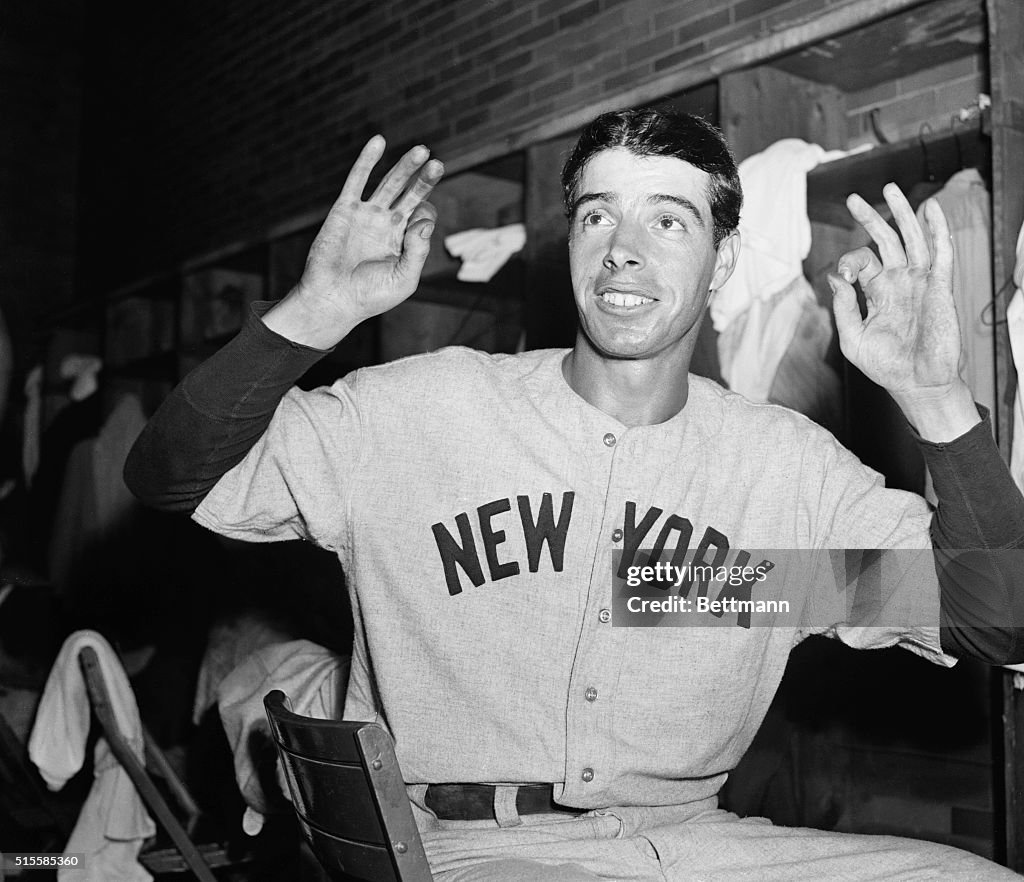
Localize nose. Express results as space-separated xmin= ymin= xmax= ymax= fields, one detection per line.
xmin=602 ymin=219 xmax=645 ymax=271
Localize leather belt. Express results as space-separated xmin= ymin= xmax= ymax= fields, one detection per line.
xmin=424 ymin=783 xmax=584 ymax=821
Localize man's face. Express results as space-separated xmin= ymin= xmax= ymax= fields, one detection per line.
xmin=568 ymin=148 xmax=738 ymax=364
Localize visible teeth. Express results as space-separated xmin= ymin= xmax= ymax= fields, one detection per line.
xmin=601 ymin=291 xmax=653 ymax=307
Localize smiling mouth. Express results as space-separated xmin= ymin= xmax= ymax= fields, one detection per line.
xmin=599 ymin=290 xmax=656 ymax=307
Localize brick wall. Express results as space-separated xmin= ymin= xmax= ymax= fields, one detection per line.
xmin=78 ymin=0 xmax=987 ymax=298
xmin=847 ymin=54 xmax=987 ymax=145
xmin=0 ymin=0 xmax=82 ymax=345
xmin=79 ymin=0 xmax=883 ymax=292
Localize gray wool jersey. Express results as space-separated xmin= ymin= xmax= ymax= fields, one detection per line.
xmin=193 ymin=345 xmax=951 ymax=813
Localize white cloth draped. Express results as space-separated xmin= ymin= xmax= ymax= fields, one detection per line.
xmin=29 ymin=630 xmax=155 ymax=882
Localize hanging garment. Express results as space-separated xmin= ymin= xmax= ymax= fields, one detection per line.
xmin=22 ymin=365 xmax=43 ymax=489
xmin=216 ymin=639 xmax=348 ymax=835
xmin=27 ymin=387 xmax=102 ymax=573
xmin=917 ymin=168 xmax=995 ymax=417
xmin=191 ymin=611 xmax=295 ymax=725
xmin=1006 ymin=213 xmax=1024 ymax=678
xmin=47 ymin=394 xmax=147 ymax=595
xmin=60 ymin=355 xmax=103 ymax=404
xmin=717 ymin=275 xmax=834 ymax=406
xmin=712 ymin=139 xmax=844 ymax=402
xmin=1007 ymin=217 xmax=1024 ymax=492
xmin=768 ymin=294 xmax=842 ymax=433
xmin=28 ymin=630 xmax=156 ymax=882
xmin=445 ymin=223 xmax=526 ymax=282
xmin=0 ymin=304 xmax=11 ymax=430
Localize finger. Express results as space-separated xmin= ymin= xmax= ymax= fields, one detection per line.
xmin=408 ymin=200 xmax=438 ymax=228
xmin=371 ymin=144 xmax=431 ymax=206
xmin=392 ymin=158 xmax=445 ymax=216
xmin=837 ymin=246 xmax=883 ymax=289
xmin=846 ymin=192 xmax=905 ymax=267
xmin=882 ymin=182 xmax=929 ymax=268
xmin=828 ymin=271 xmax=863 ymax=357
xmin=923 ymin=197 xmax=954 ymax=285
xmin=395 ymin=201 xmax=439 ymax=282
xmin=340 ymin=135 xmax=386 ymax=202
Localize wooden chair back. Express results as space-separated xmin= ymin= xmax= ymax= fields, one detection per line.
xmin=79 ymin=645 xmax=219 ymax=882
xmin=263 ymin=689 xmax=432 ymax=882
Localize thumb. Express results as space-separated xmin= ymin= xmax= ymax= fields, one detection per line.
xmin=396 ymin=210 xmax=436 ymax=283
xmin=829 ymin=272 xmax=863 ymax=356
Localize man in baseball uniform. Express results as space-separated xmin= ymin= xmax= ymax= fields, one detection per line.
xmin=128 ymin=109 xmax=1024 ymax=879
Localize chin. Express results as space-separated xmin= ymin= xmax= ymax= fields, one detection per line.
xmin=601 ymin=341 xmax=652 ymax=360
xmin=585 ymin=330 xmax=655 ymax=361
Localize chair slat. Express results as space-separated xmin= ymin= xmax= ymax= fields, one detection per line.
xmin=264 ymin=695 xmax=364 ymax=764
xmin=301 ymin=823 xmax=402 ymax=882
xmin=279 ymin=752 xmax=385 ymax=844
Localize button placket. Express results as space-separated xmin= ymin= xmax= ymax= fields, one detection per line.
xmin=563 ymin=426 xmax=627 ymax=804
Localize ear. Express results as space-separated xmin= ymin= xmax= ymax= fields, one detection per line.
xmin=709 ymin=230 xmax=740 ymax=292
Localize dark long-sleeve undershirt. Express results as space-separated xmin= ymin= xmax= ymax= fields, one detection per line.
xmin=125 ymin=303 xmax=326 ymax=513
xmin=923 ymin=417 xmax=1024 ymax=663
xmin=124 ymin=305 xmax=1024 ymax=664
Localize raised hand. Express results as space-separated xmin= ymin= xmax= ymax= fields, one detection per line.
xmin=830 ymin=183 xmax=978 ymax=440
xmin=264 ymin=135 xmax=444 ymax=349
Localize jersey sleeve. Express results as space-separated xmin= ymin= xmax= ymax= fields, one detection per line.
xmin=797 ymin=428 xmax=954 ymax=666
xmin=192 ymin=376 xmax=364 ymax=554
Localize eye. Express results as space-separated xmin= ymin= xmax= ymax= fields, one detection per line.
xmin=655 ymin=214 xmax=685 ymax=231
xmin=580 ymin=209 xmax=612 ymax=227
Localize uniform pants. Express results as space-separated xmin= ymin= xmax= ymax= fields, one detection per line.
xmin=412 ymin=796 xmax=1022 ymax=881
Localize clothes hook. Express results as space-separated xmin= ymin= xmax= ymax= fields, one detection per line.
xmin=869 ymin=108 xmax=891 ymax=145
xmin=949 ymin=115 xmax=964 ymax=169
xmin=918 ymin=123 xmax=936 ymax=183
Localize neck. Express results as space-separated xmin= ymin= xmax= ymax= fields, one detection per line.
xmin=564 ymin=334 xmax=693 ymax=427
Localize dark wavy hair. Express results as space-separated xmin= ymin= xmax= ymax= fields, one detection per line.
xmin=561 ymin=108 xmax=742 ymax=247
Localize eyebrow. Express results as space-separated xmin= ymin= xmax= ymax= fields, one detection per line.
xmin=652 ymin=194 xmax=706 ymax=228
xmin=570 ymin=191 xmax=615 ymax=218
xmin=570 ymin=191 xmax=706 ymax=228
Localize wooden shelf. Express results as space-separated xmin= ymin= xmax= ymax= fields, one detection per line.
xmin=808 ymin=124 xmax=990 ymax=226
xmin=414 ymin=260 xmax=525 ymax=310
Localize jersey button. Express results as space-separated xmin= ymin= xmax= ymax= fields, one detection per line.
xmin=611 ymin=528 xmax=623 ymax=542
xmin=598 ymin=608 xmax=611 ymax=623
xmin=585 ymin=686 xmax=598 ymax=702
xmin=581 ymin=767 xmax=595 ymax=783
xmin=603 ymin=432 xmax=616 ymax=447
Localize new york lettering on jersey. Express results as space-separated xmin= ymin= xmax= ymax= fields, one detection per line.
xmin=430 ymin=491 xmax=773 ymax=627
